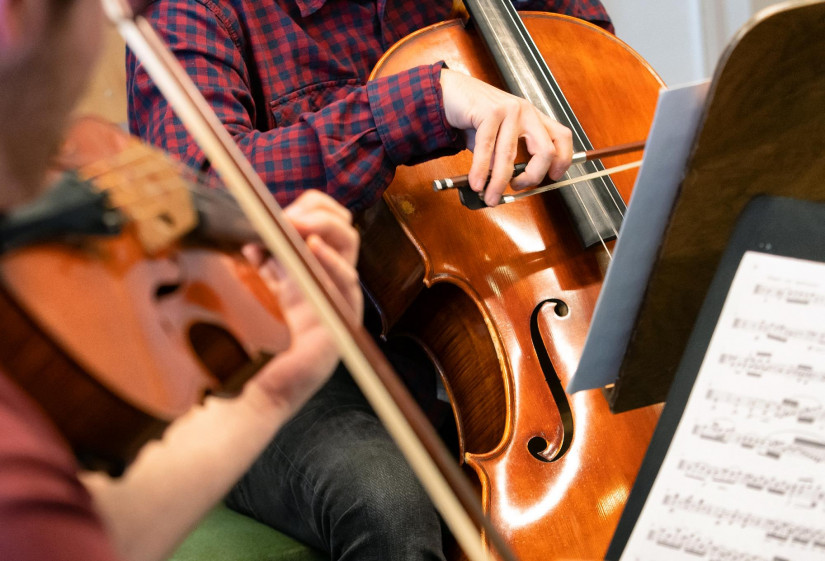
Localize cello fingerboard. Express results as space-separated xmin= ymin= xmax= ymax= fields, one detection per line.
xmin=462 ymin=0 xmax=626 ymax=246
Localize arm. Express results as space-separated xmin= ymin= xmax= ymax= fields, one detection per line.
xmin=0 ymin=373 xmax=125 ymax=561
xmin=127 ymin=1 xmax=460 ymax=212
xmin=83 ymin=191 xmax=362 ymax=561
xmin=127 ymin=0 xmax=582 ymax=210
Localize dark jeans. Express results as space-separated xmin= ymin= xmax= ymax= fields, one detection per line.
xmin=225 ymin=361 xmax=446 ymax=561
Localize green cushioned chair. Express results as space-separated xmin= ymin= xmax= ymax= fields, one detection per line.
xmin=169 ymin=503 xmax=325 ymax=561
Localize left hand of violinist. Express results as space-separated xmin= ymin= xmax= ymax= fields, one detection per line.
xmin=440 ymin=68 xmax=574 ymax=207
xmin=240 ymin=188 xmax=362 ymax=416
xmin=82 ymin=190 xmax=361 ymax=561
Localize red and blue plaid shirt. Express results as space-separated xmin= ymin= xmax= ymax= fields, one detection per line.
xmin=127 ymin=0 xmax=613 ymax=211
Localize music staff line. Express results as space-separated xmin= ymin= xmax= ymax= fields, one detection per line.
xmin=691 ymin=421 xmax=825 ymax=463
xmin=704 ymin=388 xmax=824 ymax=426
xmin=753 ymin=283 xmax=825 ymax=307
xmin=731 ymin=318 xmax=825 ymax=350
xmin=659 ymin=493 xmax=825 ymax=551
xmin=676 ymin=459 xmax=825 ymax=511
xmin=717 ymin=353 xmax=825 ymax=384
xmin=642 ymin=524 xmax=818 ymax=561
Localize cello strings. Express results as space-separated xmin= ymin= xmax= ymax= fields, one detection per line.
xmin=502 ymin=2 xmax=625 ymax=229
xmin=503 ymin=4 xmax=627 ymax=224
xmin=496 ymin=161 xmax=634 ymax=256
xmin=494 ymin=0 xmax=626 ymax=249
xmin=497 ymin=160 xmax=641 ymax=203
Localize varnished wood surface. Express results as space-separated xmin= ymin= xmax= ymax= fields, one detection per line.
xmin=0 ymin=120 xmax=290 ymax=472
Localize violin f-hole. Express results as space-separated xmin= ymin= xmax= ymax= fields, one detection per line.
xmin=188 ymin=322 xmax=271 ymax=395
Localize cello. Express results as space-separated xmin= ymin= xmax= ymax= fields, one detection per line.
xmin=356 ymin=1 xmax=664 ymax=559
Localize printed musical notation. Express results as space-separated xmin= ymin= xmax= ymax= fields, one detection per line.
xmin=752 ymin=284 xmax=825 ymax=308
xmin=731 ymin=318 xmax=825 ymax=351
xmin=643 ymin=524 xmax=825 ymax=561
xmin=620 ymin=252 xmax=825 ymax=561
xmin=677 ymin=460 xmax=825 ymax=510
xmin=690 ymin=420 xmax=825 ymax=463
xmin=717 ymin=353 xmax=825 ymax=384
xmin=703 ymin=388 xmax=825 ymax=426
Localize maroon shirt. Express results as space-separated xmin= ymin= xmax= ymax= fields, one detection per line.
xmin=0 ymin=371 xmax=123 ymax=561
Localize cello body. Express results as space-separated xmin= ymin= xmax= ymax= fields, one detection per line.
xmin=357 ymin=13 xmax=663 ymax=560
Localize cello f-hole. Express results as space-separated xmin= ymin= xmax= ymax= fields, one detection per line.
xmin=530 ymin=298 xmax=573 ymax=462
xmin=527 ymin=436 xmax=555 ymax=463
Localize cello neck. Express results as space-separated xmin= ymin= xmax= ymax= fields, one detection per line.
xmin=461 ymin=0 xmax=626 ymax=247
xmin=462 ymin=0 xmax=571 ymax=130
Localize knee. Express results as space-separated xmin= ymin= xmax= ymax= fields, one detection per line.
xmin=329 ymin=438 xmax=441 ymax=538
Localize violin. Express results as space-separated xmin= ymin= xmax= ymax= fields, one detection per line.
xmin=356 ymin=2 xmax=664 ymax=559
xmin=0 ymin=116 xmax=289 ymax=474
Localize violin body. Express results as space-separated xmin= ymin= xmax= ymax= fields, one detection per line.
xmin=358 ymin=13 xmax=663 ymax=559
xmin=0 ymin=118 xmax=289 ymax=474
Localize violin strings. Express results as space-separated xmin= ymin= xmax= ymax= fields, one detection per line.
xmin=73 ymin=141 xmax=203 ymax=252
xmin=77 ymin=141 xmax=209 ymax=208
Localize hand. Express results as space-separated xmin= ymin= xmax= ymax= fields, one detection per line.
xmin=79 ymin=195 xmax=361 ymax=561
xmin=241 ymin=190 xmax=362 ymax=413
xmin=439 ymin=68 xmax=573 ymax=206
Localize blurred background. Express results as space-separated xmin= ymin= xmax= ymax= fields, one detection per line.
xmin=601 ymin=0 xmax=788 ymax=85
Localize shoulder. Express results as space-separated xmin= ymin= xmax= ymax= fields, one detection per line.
xmin=0 ymin=370 xmax=76 ymax=470
xmin=0 ymin=372 xmax=123 ymax=561
xmin=142 ymin=0 xmax=293 ymax=46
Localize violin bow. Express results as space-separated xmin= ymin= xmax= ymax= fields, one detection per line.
xmin=101 ymin=1 xmax=517 ymax=560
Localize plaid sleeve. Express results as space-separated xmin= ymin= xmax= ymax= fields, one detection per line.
xmin=127 ymin=1 xmax=251 ymax=187
xmin=127 ymin=2 xmax=461 ymax=211
xmin=367 ymin=61 xmax=458 ymax=167
xmin=513 ymin=0 xmax=614 ymax=33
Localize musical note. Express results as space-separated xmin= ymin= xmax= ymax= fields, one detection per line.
xmin=689 ymin=421 xmax=825 ymax=462
xmin=717 ymin=353 xmax=825 ymax=384
xmin=636 ymin=525 xmax=825 ymax=561
xmin=731 ymin=318 xmax=825 ymax=351
xmin=658 ymin=493 xmax=825 ymax=546
xmin=752 ymin=283 xmax=825 ymax=307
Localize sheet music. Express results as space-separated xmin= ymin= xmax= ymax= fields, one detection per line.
xmin=620 ymin=251 xmax=825 ymax=561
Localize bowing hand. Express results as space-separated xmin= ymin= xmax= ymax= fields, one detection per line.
xmin=439 ymin=68 xmax=573 ymax=206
